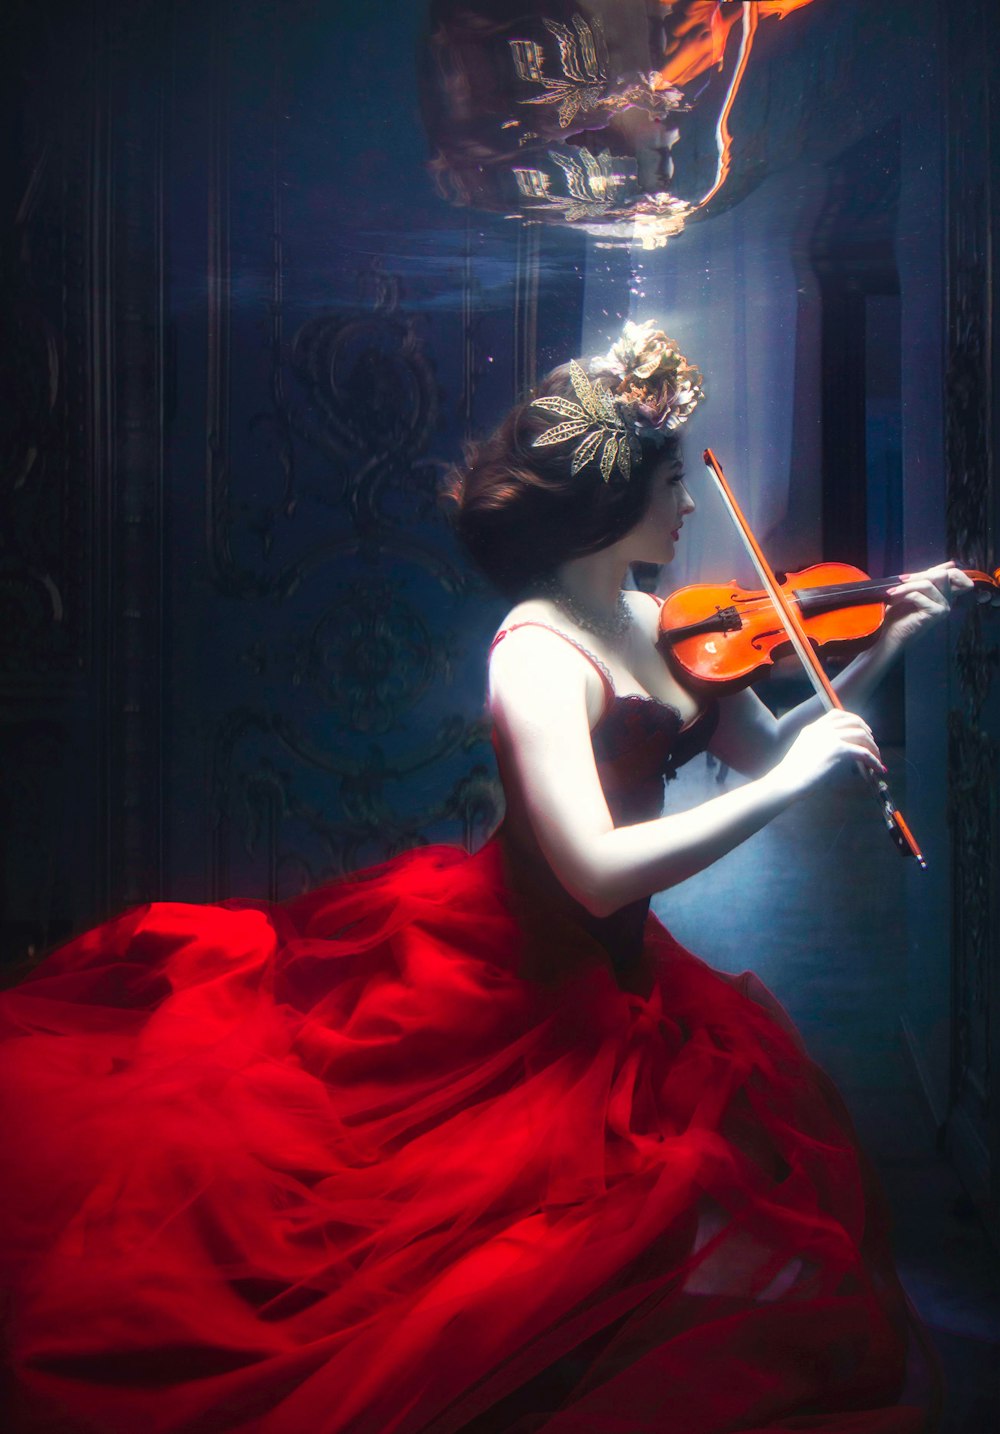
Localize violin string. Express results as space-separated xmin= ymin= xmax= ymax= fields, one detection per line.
xmin=724 ymin=582 xmax=893 ymax=620
xmin=675 ymin=570 xmax=997 ymax=633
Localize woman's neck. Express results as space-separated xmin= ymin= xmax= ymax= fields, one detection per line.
xmin=556 ymin=548 xmax=632 ymax=617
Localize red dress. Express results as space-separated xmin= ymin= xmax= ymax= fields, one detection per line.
xmin=0 ymin=628 xmax=937 ymax=1433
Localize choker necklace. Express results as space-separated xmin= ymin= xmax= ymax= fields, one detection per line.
xmin=532 ymin=576 xmax=633 ymax=645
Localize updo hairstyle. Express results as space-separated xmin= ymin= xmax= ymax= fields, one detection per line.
xmin=447 ymin=363 xmax=680 ymax=597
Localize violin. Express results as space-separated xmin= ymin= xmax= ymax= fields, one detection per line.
xmin=658 ymin=560 xmax=1000 ymax=694
xmin=679 ymin=449 xmax=1000 ymax=869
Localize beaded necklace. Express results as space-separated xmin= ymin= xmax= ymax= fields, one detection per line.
xmin=531 ymin=576 xmax=633 ymax=646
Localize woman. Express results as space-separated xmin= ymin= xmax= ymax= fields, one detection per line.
xmin=0 ymin=322 xmax=967 ymax=1433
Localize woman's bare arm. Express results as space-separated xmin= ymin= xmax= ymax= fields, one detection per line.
xmin=489 ymin=627 xmax=882 ymax=917
xmin=708 ymin=642 xmax=895 ymax=778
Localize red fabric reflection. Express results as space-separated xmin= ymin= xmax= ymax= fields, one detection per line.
xmin=654 ymin=0 xmax=821 ymax=90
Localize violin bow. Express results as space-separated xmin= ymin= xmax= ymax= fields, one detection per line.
xmin=702 ymin=448 xmax=926 ymax=868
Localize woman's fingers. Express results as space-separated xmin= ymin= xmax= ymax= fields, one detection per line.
xmin=928 ymin=561 xmax=974 ymax=591
xmin=779 ymin=710 xmax=886 ymax=795
xmin=825 ymin=711 xmax=883 ymax=766
xmin=888 ymin=577 xmax=947 ymax=600
xmin=885 ymin=577 xmax=951 ymax=624
xmin=889 ymin=589 xmax=947 ymax=614
xmin=891 ymin=562 xmax=974 ymax=601
xmin=830 ymin=710 xmax=874 ymax=735
xmin=844 ymin=741 xmax=885 ymax=769
xmin=837 ymin=721 xmax=884 ymax=768
xmin=880 ymin=564 xmax=978 ymax=648
xmin=832 ymin=714 xmax=878 ymax=762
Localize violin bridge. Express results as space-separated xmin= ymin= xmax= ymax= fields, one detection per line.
xmin=659 ymin=605 xmax=743 ymax=648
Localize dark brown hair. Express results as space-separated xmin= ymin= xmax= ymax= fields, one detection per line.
xmin=446 ymin=364 xmax=680 ymax=596
xmin=418 ymin=0 xmax=587 ymax=214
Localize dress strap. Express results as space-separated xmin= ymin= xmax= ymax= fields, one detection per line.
xmin=489 ymin=622 xmax=616 ymax=712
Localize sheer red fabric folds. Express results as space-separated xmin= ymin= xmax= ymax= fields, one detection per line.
xmin=1 ymin=838 xmax=932 ymax=1432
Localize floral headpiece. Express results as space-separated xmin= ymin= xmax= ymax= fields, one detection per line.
xmin=529 ymin=320 xmax=704 ymax=481
xmin=590 ymin=320 xmax=703 ymax=437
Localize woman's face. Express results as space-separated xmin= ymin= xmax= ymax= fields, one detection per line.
xmin=627 ymin=452 xmax=696 ymax=565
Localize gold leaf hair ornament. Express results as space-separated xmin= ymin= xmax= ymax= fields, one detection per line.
xmin=509 ymin=14 xmax=684 ymax=131
xmin=530 ymin=360 xmax=635 ymax=483
xmin=590 ymin=319 xmax=704 ymax=435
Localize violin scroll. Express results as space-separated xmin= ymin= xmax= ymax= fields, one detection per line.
xmin=968 ymin=567 xmax=1000 ymax=605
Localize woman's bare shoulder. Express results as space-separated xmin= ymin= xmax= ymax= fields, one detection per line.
xmin=493 ymin=595 xmax=568 ymax=638
xmin=488 ymin=604 xmax=606 ymax=728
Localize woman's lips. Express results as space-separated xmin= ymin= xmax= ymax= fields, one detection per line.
xmin=671 ymin=527 xmax=682 ymax=540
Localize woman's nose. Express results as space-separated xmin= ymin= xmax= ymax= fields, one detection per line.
xmin=680 ymin=483 xmax=696 ymax=515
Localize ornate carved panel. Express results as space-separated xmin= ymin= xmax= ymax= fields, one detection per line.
xmin=199 ymin=0 xmax=504 ymax=901
xmin=96 ymin=0 xmax=169 ymax=910
xmin=0 ymin=12 xmax=90 ymax=680
xmin=2 ymin=0 xmax=568 ymax=959
xmin=1 ymin=0 xmax=168 ymax=954
xmin=943 ymin=0 xmax=1000 ymax=1233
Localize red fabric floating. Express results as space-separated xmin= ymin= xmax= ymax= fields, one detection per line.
xmin=0 ymin=695 xmax=936 ymax=1432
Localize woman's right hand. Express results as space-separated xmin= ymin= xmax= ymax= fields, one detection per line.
xmin=772 ymin=710 xmax=885 ymax=799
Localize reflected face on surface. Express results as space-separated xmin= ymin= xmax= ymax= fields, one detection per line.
xmin=420 ymin=0 xmax=825 ymax=247
xmin=627 ymin=452 xmax=696 ymax=565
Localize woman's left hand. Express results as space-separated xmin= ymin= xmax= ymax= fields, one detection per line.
xmin=882 ymin=561 xmax=974 ymax=648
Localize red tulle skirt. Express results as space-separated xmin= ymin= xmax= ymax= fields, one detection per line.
xmin=0 ymin=840 xmax=935 ymax=1433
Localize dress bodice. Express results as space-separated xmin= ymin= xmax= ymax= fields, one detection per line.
xmin=589 ymin=690 xmax=719 ymax=827
xmin=489 ymin=621 xmax=718 ymax=986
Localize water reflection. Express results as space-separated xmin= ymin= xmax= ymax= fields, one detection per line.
xmin=420 ymin=0 xmax=822 ymax=247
